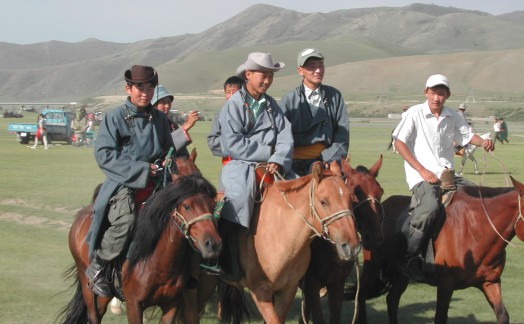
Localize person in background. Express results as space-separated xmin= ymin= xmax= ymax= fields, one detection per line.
xmin=83 ymin=113 xmax=94 ymax=147
xmin=85 ymin=65 xmax=175 ymax=297
xmin=152 ymin=85 xmax=199 ymax=156
xmin=279 ymin=48 xmax=349 ymax=176
xmin=392 ymin=74 xmax=494 ymax=274
xmin=214 ymin=53 xmax=294 ymax=277
xmin=31 ymin=113 xmax=48 ymax=149
xmin=493 ymin=117 xmax=502 ymax=143
xmin=207 ymin=75 xmax=245 ymax=164
xmin=454 ymin=103 xmax=468 ymax=155
xmin=497 ymin=117 xmax=509 ymax=144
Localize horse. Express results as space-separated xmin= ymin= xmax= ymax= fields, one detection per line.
xmin=57 ymin=167 xmax=219 ymax=322
xmin=457 ymin=132 xmax=491 ymax=175
xmin=356 ymin=177 xmax=524 ymax=324
xmin=218 ymin=161 xmax=361 ymax=323
xmin=300 ymin=156 xmax=385 ymax=324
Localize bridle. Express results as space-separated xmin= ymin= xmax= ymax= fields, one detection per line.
xmin=170 ymin=207 xmax=217 ymax=252
xmin=280 ymin=175 xmax=355 ymax=243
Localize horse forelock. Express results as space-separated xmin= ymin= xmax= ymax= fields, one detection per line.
xmin=127 ymin=174 xmax=216 ymax=270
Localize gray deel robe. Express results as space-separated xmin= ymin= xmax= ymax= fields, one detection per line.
xmin=87 ymin=98 xmax=174 ymax=257
xmin=218 ymin=88 xmax=294 ymax=229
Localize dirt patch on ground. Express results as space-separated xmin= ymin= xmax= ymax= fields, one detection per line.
xmin=0 ymin=199 xmax=77 ymax=231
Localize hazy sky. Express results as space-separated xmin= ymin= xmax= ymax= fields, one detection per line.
xmin=3 ymin=0 xmax=522 ymax=45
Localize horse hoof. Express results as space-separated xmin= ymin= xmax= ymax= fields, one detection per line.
xmin=110 ymin=298 xmax=124 ymax=315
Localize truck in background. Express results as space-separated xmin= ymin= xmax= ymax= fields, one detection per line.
xmin=7 ymin=109 xmax=75 ymax=145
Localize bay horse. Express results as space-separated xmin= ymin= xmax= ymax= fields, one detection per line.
xmin=57 ymin=173 xmax=220 ymax=322
xmin=219 ymin=161 xmax=361 ymax=323
xmin=356 ymin=177 xmax=524 ymax=324
xmin=300 ymin=156 xmax=385 ymax=324
xmin=457 ymin=132 xmax=491 ymax=175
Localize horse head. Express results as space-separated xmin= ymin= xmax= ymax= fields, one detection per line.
xmin=511 ymin=176 xmax=524 ymax=241
xmin=341 ymin=155 xmax=385 ymax=249
xmin=310 ymin=161 xmax=361 ymax=261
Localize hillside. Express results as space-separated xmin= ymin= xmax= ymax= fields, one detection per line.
xmin=0 ymin=3 xmax=523 ymax=105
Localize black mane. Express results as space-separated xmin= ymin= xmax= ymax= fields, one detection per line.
xmin=126 ymin=174 xmax=216 ymax=271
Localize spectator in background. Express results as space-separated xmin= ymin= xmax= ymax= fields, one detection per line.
xmin=493 ymin=117 xmax=502 ymax=143
xmin=497 ymin=117 xmax=509 ymax=144
xmin=279 ymin=48 xmax=349 ymax=176
xmin=207 ymin=75 xmax=245 ymax=164
xmin=31 ymin=113 xmax=48 ymax=149
xmin=152 ymin=85 xmax=199 ymax=156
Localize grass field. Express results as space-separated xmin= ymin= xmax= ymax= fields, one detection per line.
xmin=2 ymin=113 xmax=524 ymax=323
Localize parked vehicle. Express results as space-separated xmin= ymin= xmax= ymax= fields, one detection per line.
xmin=7 ymin=109 xmax=75 ymax=145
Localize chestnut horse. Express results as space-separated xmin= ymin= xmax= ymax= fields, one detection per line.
xmin=356 ymin=177 xmax=524 ymax=324
xmin=219 ymin=161 xmax=361 ymax=323
xmin=57 ymin=172 xmax=220 ymax=323
xmin=301 ymin=156 xmax=385 ymax=324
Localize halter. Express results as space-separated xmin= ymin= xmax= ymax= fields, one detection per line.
xmin=280 ymin=175 xmax=355 ymax=243
xmin=353 ymin=194 xmax=385 ymax=231
xmin=170 ymin=208 xmax=216 ymax=252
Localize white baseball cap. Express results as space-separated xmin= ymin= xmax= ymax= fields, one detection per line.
xmin=425 ymin=74 xmax=450 ymax=89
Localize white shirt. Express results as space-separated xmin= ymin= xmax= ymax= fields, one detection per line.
xmin=392 ymin=101 xmax=474 ymax=190
xmin=304 ymin=85 xmax=321 ymax=107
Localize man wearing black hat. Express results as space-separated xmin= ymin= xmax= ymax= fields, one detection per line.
xmin=86 ymin=65 xmax=175 ymax=297
xmin=280 ymin=48 xmax=349 ymax=176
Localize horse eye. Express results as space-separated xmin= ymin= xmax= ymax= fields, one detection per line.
xmin=183 ymin=204 xmax=191 ymax=211
xmin=319 ymin=199 xmax=328 ymax=206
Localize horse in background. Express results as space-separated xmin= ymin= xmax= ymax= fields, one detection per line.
xmin=356 ymin=177 xmax=524 ymax=324
xmin=457 ymin=132 xmax=491 ymax=175
xmin=218 ymin=161 xmax=361 ymax=324
xmin=300 ymin=156 xmax=384 ymax=324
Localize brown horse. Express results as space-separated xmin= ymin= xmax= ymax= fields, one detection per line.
xmin=300 ymin=156 xmax=385 ymax=324
xmin=57 ymin=172 xmax=220 ymax=324
xmin=219 ymin=161 xmax=361 ymax=323
xmin=356 ymin=177 xmax=524 ymax=324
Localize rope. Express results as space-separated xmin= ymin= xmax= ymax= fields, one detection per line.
xmin=351 ymin=256 xmax=361 ymax=324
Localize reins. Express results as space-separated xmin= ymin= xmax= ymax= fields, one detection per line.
xmin=476 ymin=150 xmax=524 ymax=248
xmin=280 ymin=175 xmax=355 ymax=242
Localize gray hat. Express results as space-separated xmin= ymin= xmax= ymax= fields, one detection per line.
xmin=297 ymin=48 xmax=324 ymax=67
xmin=152 ymin=85 xmax=174 ymax=106
xmin=236 ymin=52 xmax=285 ymax=80
xmin=458 ymin=103 xmax=466 ymax=110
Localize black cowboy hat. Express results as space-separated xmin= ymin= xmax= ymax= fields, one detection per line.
xmin=124 ymin=65 xmax=158 ymax=86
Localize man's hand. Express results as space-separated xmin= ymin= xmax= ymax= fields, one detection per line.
xmin=419 ymin=168 xmax=439 ymax=185
xmin=482 ymin=138 xmax=495 ymax=152
xmin=183 ymin=111 xmax=200 ymax=131
xmin=266 ymin=162 xmax=281 ymax=175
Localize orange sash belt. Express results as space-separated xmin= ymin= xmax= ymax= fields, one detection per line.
xmin=293 ymin=143 xmax=326 ymax=160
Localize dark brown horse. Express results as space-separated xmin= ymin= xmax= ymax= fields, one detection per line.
xmin=218 ymin=161 xmax=361 ymax=323
xmin=300 ymin=156 xmax=384 ymax=324
xmin=357 ymin=177 xmax=524 ymax=324
xmin=57 ymin=169 xmax=220 ymax=323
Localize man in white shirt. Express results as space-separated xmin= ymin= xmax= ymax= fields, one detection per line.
xmin=392 ymin=74 xmax=494 ymax=267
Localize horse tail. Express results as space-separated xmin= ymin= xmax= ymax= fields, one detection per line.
xmin=218 ymin=282 xmax=252 ymax=324
xmin=55 ymin=265 xmax=88 ymax=324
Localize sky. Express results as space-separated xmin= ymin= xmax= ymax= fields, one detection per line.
xmin=2 ymin=0 xmax=522 ymax=45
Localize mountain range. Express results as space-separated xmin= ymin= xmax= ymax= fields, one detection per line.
xmin=1 ymin=3 xmax=523 ymax=103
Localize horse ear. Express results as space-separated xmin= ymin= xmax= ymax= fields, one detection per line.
xmin=341 ymin=156 xmax=355 ymax=178
xmin=312 ymin=162 xmax=322 ymax=182
xmin=511 ymin=176 xmax=524 ymax=195
xmin=190 ymin=148 xmax=197 ymax=162
xmin=330 ymin=160 xmax=342 ymax=176
xmin=369 ymin=155 xmax=383 ymax=178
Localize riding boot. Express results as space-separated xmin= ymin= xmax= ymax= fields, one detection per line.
xmin=405 ymin=228 xmax=425 ymax=257
xmin=86 ymin=253 xmax=112 ymax=297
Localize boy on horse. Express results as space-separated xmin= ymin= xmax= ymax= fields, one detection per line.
xmin=392 ymin=74 xmax=494 ymax=272
xmin=215 ymin=52 xmax=294 ymax=276
xmin=86 ymin=65 xmax=175 ymax=297
xmin=279 ymin=48 xmax=349 ymax=176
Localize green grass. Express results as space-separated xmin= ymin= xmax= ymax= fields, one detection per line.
xmin=1 ymin=114 xmax=524 ymax=323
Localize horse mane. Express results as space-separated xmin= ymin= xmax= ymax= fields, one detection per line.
xmin=126 ymin=174 xmax=217 ymax=271
xmin=274 ymin=173 xmax=312 ymax=192
xmin=458 ymin=185 xmax=514 ymax=198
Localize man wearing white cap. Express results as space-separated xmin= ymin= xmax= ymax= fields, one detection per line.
xmin=280 ymin=48 xmax=349 ymax=176
xmin=392 ymin=74 xmax=494 ymax=273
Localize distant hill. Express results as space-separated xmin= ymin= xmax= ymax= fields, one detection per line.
xmin=1 ymin=3 xmax=523 ymax=103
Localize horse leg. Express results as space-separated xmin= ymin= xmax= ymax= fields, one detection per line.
xmin=81 ymin=277 xmax=110 ymax=323
xmin=125 ymin=299 xmax=145 ymax=324
xmin=273 ymin=286 xmax=301 ymax=323
xmin=247 ymin=284 xmax=283 ymax=323
xmin=326 ymin=281 xmax=344 ymax=324
xmin=459 ymin=154 xmax=467 ymax=174
xmin=182 ymin=288 xmax=200 ymax=324
xmin=160 ymin=306 xmax=178 ymax=324
xmin=471 ymin=155 xmax=479 ymax=174
xmin=385 ymin=271 xmax=409 ymax=324
xmin=434 ymin=284 xmax=454 ymax=324
xmin=479 ymin=281 xmax=509 ymax=324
